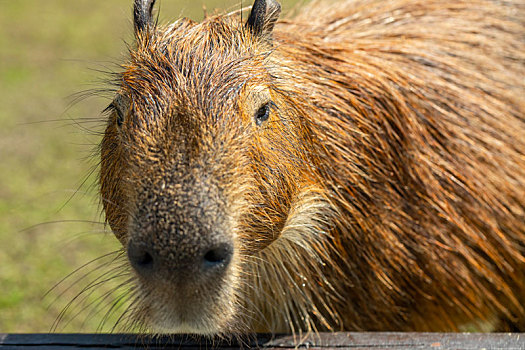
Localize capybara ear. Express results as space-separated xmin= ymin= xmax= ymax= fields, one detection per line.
xmin=134 ymin=0 xmax=156 ymax=34
xmin=246 ymin=0 xmax=281 ymax=42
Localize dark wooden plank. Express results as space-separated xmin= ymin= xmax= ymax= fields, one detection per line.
xmin=1 ymin=333 xmax=524 ymax=349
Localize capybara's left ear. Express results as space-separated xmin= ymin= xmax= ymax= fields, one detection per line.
xmin=246 ymin=0 xmax=281 ymax=43
xmin=134 ymin=0 xmax=156 ymax=35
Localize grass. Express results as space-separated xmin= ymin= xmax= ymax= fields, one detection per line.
xmin=0 ymin=0 xmax=299 ymax=333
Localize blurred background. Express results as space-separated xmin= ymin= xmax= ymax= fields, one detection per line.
xmin=0 ymin=0 xmax=298 ymax=333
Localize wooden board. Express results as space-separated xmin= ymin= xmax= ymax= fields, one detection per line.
xmin=0 ymin=332 xmax=523 ymax=349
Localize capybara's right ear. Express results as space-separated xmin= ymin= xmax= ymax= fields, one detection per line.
xmin=246 ymin=0 xmax=281 ymax=42
xmin=134 ymin=0 xmax=156 ymax=35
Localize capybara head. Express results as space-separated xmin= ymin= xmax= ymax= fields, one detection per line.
xmin=100 ymin=0 xmax=328 ymax=334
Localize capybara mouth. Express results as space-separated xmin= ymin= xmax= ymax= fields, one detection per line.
xmin=135 ymin=285 xmax=235 ymax=334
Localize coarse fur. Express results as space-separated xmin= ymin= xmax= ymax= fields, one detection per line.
xmin=99 ymin=0 xmax=525 ymax=334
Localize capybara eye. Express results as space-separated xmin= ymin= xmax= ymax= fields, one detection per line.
xmin=255 ymin=102 xmax=270 ymax=126
xmin=115 ymin=106 xmax=124 ymax=127
xmin=111 ymin=95 xmax=129 ymax=127
xmin=104 ymin=103 xmax=124 ymax=127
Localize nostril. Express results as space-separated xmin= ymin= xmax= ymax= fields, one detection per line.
xmin=203 ymin=243 xmax=233 ymax=267
xmin=127 ymin=240 xmax=155 ymax=273
xmin=204 ymin=249 xmax=225 ymax=263
xmin=136 ymin=250 xmax=153 ymax=267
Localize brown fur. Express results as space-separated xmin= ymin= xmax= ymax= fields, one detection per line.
xmin=100 ymin=0 xmax=525 ymax=334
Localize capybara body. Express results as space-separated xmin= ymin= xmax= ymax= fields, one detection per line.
xmin=100 ymin=0 xmax=525 ymax=334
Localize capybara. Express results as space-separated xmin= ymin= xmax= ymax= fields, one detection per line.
xmin=99 ymin=0 xmax=525 ymax=334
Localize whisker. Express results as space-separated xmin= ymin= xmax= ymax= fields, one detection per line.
xmin=44 ymin=249 xmax=123 ymax=301
xmin=65 ymin=273 xmax=131 ymax=331
xmin=80 ymin=277 xmax=134 ymax=331
xmin=97 ymin=285 xmax=134 ymax=332
xmin=52 ymin=268 xmax=130 ymax=332
xmin=21 ymin=219 xmax=106 ymax=233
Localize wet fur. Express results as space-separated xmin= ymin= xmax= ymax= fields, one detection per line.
xmin=100 ymin=0 xmax=525 ymax=333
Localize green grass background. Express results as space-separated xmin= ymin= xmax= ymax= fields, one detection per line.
xmin=0 ymin=0 xmax=300 ymax=333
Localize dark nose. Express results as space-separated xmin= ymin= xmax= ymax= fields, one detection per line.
xmin=127 ymin=238 xmax=233 ymax=280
